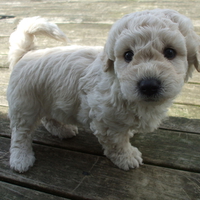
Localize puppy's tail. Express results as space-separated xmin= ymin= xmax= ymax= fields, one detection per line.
xmin=8 ymin=16 xmax=67 ymax=69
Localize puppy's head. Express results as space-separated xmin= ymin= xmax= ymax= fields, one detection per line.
xmin=104 ymin=9 xmax=200 ymax=103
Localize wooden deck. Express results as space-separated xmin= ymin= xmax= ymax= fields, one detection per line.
xmin=0 ymin=0 xmax=200 ymax=199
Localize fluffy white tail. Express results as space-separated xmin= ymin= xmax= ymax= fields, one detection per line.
xmin=8 ymin=16 xmax=67 ymax=69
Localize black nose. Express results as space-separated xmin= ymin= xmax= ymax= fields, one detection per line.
xmin=138 ymin=78 xmax=161 ymax=97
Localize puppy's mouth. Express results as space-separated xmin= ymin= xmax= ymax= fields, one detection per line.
xmin=137 ymin=78 xmax=163 ymax=102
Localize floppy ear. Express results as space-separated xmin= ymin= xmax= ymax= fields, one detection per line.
xmin=189 ymin=31 xmax=200 ymax=72
xmin=185 ymin=32 xmax=200 ymax=82
xmin=193 ymin=43 xmax=200 ymax=72
xmin=104 ymin=58 xmax=114 ymax=72
xmin=103 ymin=14 xmax=131 ymax=72
xmin=102 ymin=50 xmax=114 ymax=72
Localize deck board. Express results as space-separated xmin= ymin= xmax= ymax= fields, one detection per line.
xmin=0 ymin=181 xmax=69 ymax=200
xmin=0 ymin=137 xmax=200 ymax=200
xmin=0 ymin=0 xmax=200 ymax=199
xmin=0 ymin=109 xmax=200 ymax=172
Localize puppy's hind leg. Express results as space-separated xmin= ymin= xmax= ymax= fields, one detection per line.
xmin=41 ymin=117 xmax=78 ymax=139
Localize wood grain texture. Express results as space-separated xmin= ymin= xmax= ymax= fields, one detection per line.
xmin=0 ymin=181 xmax=69 ymax=200
xmin=161 ymin=116 xmax=200 ymax=133
xmin=176 ymin=84 xmax=200 ymax=106
xmin=0 ymin=108 xmax=199 ymax=172
xmin=0 ymin=0 xmax=200 ymax=67
xmin=133 ymin=129 xmax=200 ymax=172
xmin=0 ymin=137 xmax=200 ymax=200
xmin=168 ymin=104 xmax=200 ymax=119
xmin=0 ymin=0 xmax=200 ymax=199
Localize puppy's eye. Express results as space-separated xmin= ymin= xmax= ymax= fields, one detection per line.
xmin=163 ymin=48 xmax=176 ymax=60
xmin=124 ymin=51 xmax=134 ymax=63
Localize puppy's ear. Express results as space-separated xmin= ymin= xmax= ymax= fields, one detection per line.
xmin=185 ymin=32 xmax=200 ymax=82
xmin=189 ymin=31 xmax=200 ymax=72
xmin=102 ymin=51 xmax=114 ymax=72
xmin=104 ymin=58 xmax=114 ymax=72
xmin=193 ymin=45 xmax=200 ymax=72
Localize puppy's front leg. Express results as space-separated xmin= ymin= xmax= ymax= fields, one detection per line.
xmin=10 ymin=126 xmax=35 ymax=173
xmin=93 ymin=123 xmax=143 ymax=170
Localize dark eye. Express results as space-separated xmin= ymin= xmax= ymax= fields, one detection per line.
xmin=163 ymin=48 xmax=176 ymax=60
xmin=124 ymin=51 xmax=134 ymax=63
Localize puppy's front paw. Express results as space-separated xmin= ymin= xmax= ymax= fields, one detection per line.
xmin=106 ymin=146 xmax=143 ymax=170
xmin=10 ymin=148 xmax=35 ymax=173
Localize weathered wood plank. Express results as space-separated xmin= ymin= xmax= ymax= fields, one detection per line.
xmin=0 ymin=137 xmax=200 ymax=200
xmin=0 ymin=55 xmax=8 ymax=68
xmin=1 ymin=0 xmax=200 ymax=22
xmin=0 ymin=68 xmax=10 ymax=84
xmin=0 ymin=23 xmax=110 ymax=52
xmin=169 ymin=103 xmax=200 ymax=119
xmin=0 ymin=107 xmax=200 ymax=172
xmin=176 ymin=84 xmax=200 ymax=106
xmin=161 ymin=115 xmax=200 ymax=133
xmin=36 ymin=23 xmax=110 ymax=47
xmin=188 ymin=71 xmax=200 ymax=84
xmin=0 ymin=1 xmax=200 ymax=34
xmin=0 ymin=0 xmax=200 ymax=69
xmin=0 ymin=181 xmax=69 ymax=200
xmin=133 ymin=129 xmax=200 ymax=172
xmin=0 ymin=0 xmax=199 ymax=200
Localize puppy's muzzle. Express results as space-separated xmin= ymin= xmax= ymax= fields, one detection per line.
xmin=138 ymin=78 xmax=161 ymax=99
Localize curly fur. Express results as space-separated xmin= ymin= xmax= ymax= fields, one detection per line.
xmin=7 ymin=9 xmax=200 ymax=173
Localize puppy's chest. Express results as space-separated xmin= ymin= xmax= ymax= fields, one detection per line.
xmin=113 ymin=107 xmax=164 ymax=133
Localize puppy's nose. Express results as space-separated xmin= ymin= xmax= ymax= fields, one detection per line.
xmin=138 ymin=78 xmax=161 ymax=96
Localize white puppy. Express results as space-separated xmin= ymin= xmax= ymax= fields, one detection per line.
xmin=7 ymin=9 xmax=200 ymax=173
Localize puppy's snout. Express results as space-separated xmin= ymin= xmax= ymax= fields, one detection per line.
xmin=138 ymin=78 xmax=161 ymax=97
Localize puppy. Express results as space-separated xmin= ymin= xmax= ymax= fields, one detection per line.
xmin=7 ymin=9 xmax=200 ymax=173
